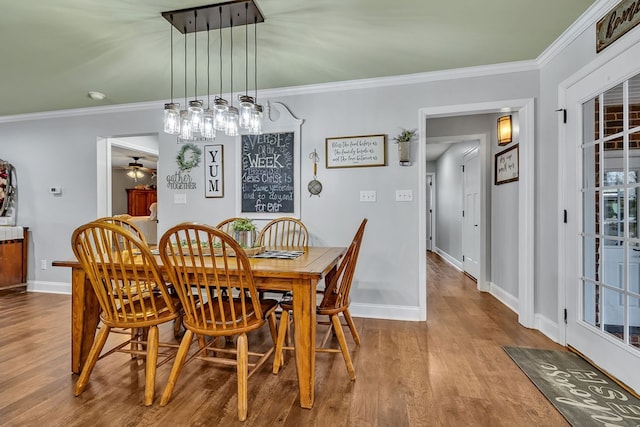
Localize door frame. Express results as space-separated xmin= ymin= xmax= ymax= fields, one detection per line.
xmin=96 ymin=134 xmax=159 ymax=218
xmin=418 ymin=98 xmax=535 ymax=327
xmin=426 ymin=172 xmax=436 ymax=252
xmin=557 ymin=25 xmax=640 ymax=347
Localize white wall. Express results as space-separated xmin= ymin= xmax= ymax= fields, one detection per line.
xmin=0 ymin=64 xmax=538 ymax=317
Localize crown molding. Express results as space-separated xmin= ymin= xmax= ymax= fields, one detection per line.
xmin=0 ymin=0 xmax=619 ymax=125
xmin=537 ymin=0 xmax=619 ymax=67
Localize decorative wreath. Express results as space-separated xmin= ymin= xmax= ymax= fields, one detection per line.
xmin=176 ymin=143 xmax=202 ymax=172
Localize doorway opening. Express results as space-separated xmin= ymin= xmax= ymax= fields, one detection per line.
xmin=418 ymin=99 xmax=535 ymax=329
xmin=96 ymin=134 xmax=159 ymax=218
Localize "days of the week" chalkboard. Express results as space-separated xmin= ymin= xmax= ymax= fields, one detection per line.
xmin=241 ymin=132 xmax=295 ymax=214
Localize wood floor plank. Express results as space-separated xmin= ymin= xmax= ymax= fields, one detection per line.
xmin=0 ymin=254 xmax=570 ymax=426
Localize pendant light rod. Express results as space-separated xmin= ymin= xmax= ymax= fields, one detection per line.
xmin=170 ymin=14 xmax=174 ymax=103
xmin=193 ymin=10 xmax=198 ymax=100
xmin=245 ymin=3 xmax=249 ymax=96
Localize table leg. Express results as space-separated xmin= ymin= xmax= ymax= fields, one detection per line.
xmin=71 ymin=267 xmax=100 ymax=374
xmin=292 ymin=278 xmax=316 ymax=409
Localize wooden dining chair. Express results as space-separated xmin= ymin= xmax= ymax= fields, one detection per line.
xmin=215 ymin=217 xmax=243 ymax=235
xmin=158 ymin=222 xmax=279 ymax=421
xmin=94 ymin=216 xmax=146 ymax=245
xmin=257 ymin=217 xmax=308 ymax=247
xmin=71 ymin=221 xmax=181 ymax=406
xmin=273 ymin=218 xmax=367 ymax=380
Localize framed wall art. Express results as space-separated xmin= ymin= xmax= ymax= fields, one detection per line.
xmin=495 ymin=144 xmax=519 ymax=185
xmin=325 ymin=134 xmax=386 ymax=168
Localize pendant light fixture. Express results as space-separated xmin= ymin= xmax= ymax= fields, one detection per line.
xmin=226 ymin=13 xmax=240 ymax=137
xmin=239 ymin=3 xmax=256 ymax=129
xmin=163 ymin=14 xmax=180 ymax=135
xmin=161 ymin=1 xmax=265 ymax=139
xmin=187 ymin=11 xmax=204 ymax=134
xmin=213 ymin=6 xmax=229 ymax=132
xmin=201 ymin=23 xmax=215 ymax=139
xmin=248 ymin=15 xmax=262 ymax=135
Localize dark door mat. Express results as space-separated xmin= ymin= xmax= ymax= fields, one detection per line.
xmin=503 ymin=346 xmax=640 ymax=426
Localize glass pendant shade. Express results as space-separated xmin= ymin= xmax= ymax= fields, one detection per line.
xmin=180 ymin=110 xmax=192 ymax=140
xmin=202 ymin=109 xmax=215 ymax=139
xmin=188 ymin=100 xmax=204 ymax=133
xmin=238 ymin=95 xmax=255 ymax=129
xmin=163 ymin=103 xmax=181 ymax=134
xmin=226 ymin=106 xmax=240 ymax=136
xmin=248 ymin=103 xmax=263 ymax=134
xmin=213 ymin=98 xmax=229 ymax=131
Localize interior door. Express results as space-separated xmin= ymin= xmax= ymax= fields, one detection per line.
xmin=463 ymin=146 xmax=480 ymax=279
xmin=564 ymin=55 xmax=640 ymax=392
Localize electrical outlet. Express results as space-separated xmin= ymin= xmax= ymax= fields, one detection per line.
xmin=174 ymin=193 xmax=187 ymax=204
xmin=359 ymin=190 xmax=377 ymax=202
xmin=396 ymin=189 xmax=413 ymax=202
xmin=40 ymin=259 xmax=47 ymax=270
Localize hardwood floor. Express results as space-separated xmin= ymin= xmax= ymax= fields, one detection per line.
xmin=0 ymin=252 xmax=568 ymax=426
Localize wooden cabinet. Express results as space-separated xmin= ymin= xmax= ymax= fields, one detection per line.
xmin=126 ymin=188 xmax=157 ymax=216
xmin=0 ymin=226 xmax=28 ymax=290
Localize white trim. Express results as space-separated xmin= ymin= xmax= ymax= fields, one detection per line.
xmin=434 ymin=247 xmax=463 ymax=271
xmin=535 ymin=313 xmax=561 ymax=344
xmin=537 ymin=0 xmax=620 ymax=67
xmin=488 ymin=281 xmax=518 ymax=314
xmin=0 ymin=63 xmax=539 ymax=124
xmin=349 ymin=303 xmax=421 ymax=322
xmin=420 ymin=98 xmax=536 ymax=328
xmin=0 ymin=1 xmax=619 ymax=125
xmin=27 ymin=280 xmax=71 ymax=294
xmin=557 ymin=18 xmax=640 ymax=348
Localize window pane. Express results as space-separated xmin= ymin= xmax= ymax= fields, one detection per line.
xmin=630 ymin=73 xmax=640 ymax=131
xmin=603 ymin=82 xmax=624 ymax=138
xmin=583 ymin=142 xmax=599 ymax=188
xmin=603 ymin=287 xmax=624 ymax=342
xmin=629 ymin=294 xmax=640 ymax=348
xmin=583 ymin=95 xmax=600 ymax=143
xmin=603 ymin=246 xmax=624 ymax=289
xmin=582 ymin=281 xmax=599 ymax=327
xmin=583 ymin=236 xmax=600 ymax=281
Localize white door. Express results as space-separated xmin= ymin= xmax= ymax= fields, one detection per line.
xmin=426 ymin=174 xmax=434 ymax=251
xmin=564 ymin=51 xmax=640 ymax=392
xmin=463 ymin=146 xmax=480 ymax=280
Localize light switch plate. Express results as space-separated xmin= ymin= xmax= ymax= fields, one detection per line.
xmin=360 ymin=190 xmax=377 ymax=202
xmin=174 ymin=193 xmax=187 ymax=204
xmin=396 ymin=189 xmax=413 ymax=202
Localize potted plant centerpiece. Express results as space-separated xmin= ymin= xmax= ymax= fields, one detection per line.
xmin=232 ymin=218 xmax=257 ymax=248
xmin=393 ymin=128 xmax=417 ymax=166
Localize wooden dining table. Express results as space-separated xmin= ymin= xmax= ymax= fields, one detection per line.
xmin=53 ymin=245 xmax=346 ymax=409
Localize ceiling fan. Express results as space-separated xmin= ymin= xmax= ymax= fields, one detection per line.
xmin=119 ymin=157 xmax=157 ymax=182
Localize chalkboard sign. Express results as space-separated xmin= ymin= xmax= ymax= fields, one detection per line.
xmin=241 ymin=132 xmax=295 ymax=214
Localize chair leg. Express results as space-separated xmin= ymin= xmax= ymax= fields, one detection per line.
xmin=320 ymin=317 xmax=334 ymax=348
xmin=267 ymin=311 xmax=278 ymax=345
xmin=273 ymin=310 xmax=289 ymax=374
xmin=75 ymin=324 xmax=111 ymax=396
xmin=331 ymin=314 xmax=356 ymax=381
xmin=144 ymin=325 xmax=159 ymax=406
xmin=160 ymin=329 xmax=194 ymax=406
xmin=237 ymin=333 xmax=248 ymax=421
xmin=343 ymin=309 xmax=361 ymax=346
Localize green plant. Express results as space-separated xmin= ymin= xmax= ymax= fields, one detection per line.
xmin=233 ymin=218 xmax=256 ymax=232
xmin=393 ymin=128 xmax=417 ymax=143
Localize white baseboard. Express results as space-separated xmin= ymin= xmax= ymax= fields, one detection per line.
xmin=433 ymin=247 xmax=462 ymax=271
xmin=27 ymin=280 xmax=71 ymax=294
xmin=350 ymin=302 xmax=421 ymax=321
xmin=535 ymin=313 xmax=561 ymax=344
xmin=488 ymin=281 xmax=518 ymax=314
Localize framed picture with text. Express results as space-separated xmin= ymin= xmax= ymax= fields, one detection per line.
xmin=495 ymin=144 xmax=519 ymax=185
xmin=325 ymin=134 xmax=386 ymax=168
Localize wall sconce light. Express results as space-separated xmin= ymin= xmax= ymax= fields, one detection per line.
xmin=497 ymin=115 xmax=512 ymax=145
